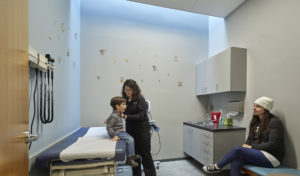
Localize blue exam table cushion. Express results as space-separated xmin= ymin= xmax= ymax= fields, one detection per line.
xmin=243 ymin=165 xmax=300 ymax=176
xmin=35 ymin=127 xmax=126 ymax=170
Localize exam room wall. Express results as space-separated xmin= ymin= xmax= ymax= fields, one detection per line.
xmin=28 ymin=0 xmax=81 ymax=159
xmin=80 ymin=0 xmax=208 ymax=160
xmin=208 ymin=0 xmax=300 ymax=168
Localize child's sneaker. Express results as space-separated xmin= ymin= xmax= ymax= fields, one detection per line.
xmin=203 ymin=164 xmax=221 ymax=173
xmin=131 ymin=154 xmax=141 ymax=160
xmin=126 ymin=157 xmax=139 ymax=167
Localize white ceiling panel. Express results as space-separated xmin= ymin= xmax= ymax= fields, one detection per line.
xmin=128 ymin=0 xmax=247 ymax=18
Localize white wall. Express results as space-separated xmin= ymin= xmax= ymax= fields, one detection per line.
xmin=80 ymin=0 xmax=208 ymax=160
xmin=209 ymin=0 xmax=300 ymax=168
xmin=28 ymin=0 xmax=81 ymax=158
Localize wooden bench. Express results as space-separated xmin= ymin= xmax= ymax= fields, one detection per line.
xmin=242 ymin=165 xmax=300 ymax=176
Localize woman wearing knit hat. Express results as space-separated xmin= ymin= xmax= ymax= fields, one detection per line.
xmin=203 ymin=96 xmax=285 ymax=176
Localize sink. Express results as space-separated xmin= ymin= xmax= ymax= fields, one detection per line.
xmin=192 ymin=122 xmax=202 ymax=125
xmin=192 ymin=121 xmax=213 ymax=125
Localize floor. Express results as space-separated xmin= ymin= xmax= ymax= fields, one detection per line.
xmin=116 ymin=159 xmax=230 ymax=176
xmin=30 ymin=158 xmax=230 ymax=176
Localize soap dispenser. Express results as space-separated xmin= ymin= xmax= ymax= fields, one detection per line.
xmin=218 ymin=109 xmax=223 ymax=126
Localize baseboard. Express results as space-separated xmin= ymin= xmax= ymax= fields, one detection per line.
xmin=155 ymin=157 xmax=190 ymax=162
xmin=29 ymin=127 xmax=80 ymax=171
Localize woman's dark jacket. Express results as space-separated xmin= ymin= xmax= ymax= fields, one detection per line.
xmin=125 ymin=95 xmax=150 ymax=130
xmin=245 ymin=115 xmax=285 ymax=161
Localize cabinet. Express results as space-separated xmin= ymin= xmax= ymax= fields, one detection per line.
xmin=196 ymin=47 xmax=247 ymax=95
xmin=196 ymin=62 xmax=206 ymax=95
xmin=183 ymin=123 xmax=246 ymax=169
xmin=183 ymin=125 xmax=193 ymax=156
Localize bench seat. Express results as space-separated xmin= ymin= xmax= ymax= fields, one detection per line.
xmin=242 ymin=165 xmax=300 ymax=176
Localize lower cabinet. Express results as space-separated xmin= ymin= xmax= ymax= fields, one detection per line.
xmin=183 ymin=124 xmax=245 ymax=169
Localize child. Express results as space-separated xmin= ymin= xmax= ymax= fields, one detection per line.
xmin=106 ymin=96 xmax=140 ymax=167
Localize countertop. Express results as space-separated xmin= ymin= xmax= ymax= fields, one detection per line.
xmin=183 ymin=122 xmax=246 ymax=132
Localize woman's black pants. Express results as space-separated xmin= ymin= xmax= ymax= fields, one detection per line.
xmin=126 ymin=126 xmax=156 ymax=176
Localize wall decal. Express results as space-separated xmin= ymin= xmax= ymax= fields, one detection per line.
xmin=120 ymin=77 xmax=125 ymax=83
xmin=174 ymin=56 xmax=179 ymax=62
xmin=100 ymin=49 xmax=106 ymax=55
xmin=152 ymin=65 xmax=158 ymax=71
xmin=57 ymin=57 xmax=61 ymax=64
xmin=61 ymin=23 xmax=65 ymax=32
xmin=178 ymin=81 xmax=183 ymax=87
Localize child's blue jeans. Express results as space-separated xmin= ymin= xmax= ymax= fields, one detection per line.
xmin=116 ymin=131 xmax=135 ymax=157
xmin=217 ymin=146 xmax=274 ymax=176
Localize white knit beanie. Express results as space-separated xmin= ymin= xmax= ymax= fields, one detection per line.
xmin=254 ymin=96 xmax=274 ymax=111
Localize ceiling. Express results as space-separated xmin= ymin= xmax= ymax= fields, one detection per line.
xmin=127 ymin=0 xmax=246 ymax=18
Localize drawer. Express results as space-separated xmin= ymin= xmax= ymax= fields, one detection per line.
xmin=198 ymin=151 xmax=213 ymax=165
xmin=200 ymin=146 xmax=213 ymax=155
xmin=202 ymin=154 xmax=213 ymax=164
xmin=201 ymin=139 xmax=213 ymax=148
xmin=202 ymin=130 xmax=213 ymax=139
xmin=198 ymin=129 xmax=213 ymax=139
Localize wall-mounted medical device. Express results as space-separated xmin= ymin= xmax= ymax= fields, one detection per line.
xmin=29 ymin=47 xmax=55 ymax=71
xmin=28 ymin=47 xmax=56 ymax=149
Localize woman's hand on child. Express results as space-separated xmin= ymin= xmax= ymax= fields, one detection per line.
xmin=242 ymin=144 xmax=252 ymax=148
xmin=112 ymin=136 xmax=120 ymax=141
xmin=121 ymin=113 xmax=127 ymax=120
xmin=104 ymin=120 xmax=107 ymax=125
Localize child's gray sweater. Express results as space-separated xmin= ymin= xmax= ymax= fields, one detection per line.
xmin=106 ymin=112 xmax=124 ymax=138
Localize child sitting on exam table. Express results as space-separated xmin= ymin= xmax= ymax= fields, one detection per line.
xmin=106 ymin=96 xmax=140 ymax=167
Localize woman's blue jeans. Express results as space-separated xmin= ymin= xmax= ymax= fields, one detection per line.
xmin=217 ymin=146 xmax=274 ymax=176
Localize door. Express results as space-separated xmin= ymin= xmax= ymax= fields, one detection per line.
xmin=191 ymin=127 xmax=203 ymax=163
xmin=214 ymin=48 xmax=231 ymax=92
xmin=196 ymin=61 xmax=208 ymax=95
xmin=195 ymin=63 xmax=203 ymax=95
xmin=183 ymin=125 xmax=192 ymax=155
xmin=206 ymin=57 xmax=216 ymax=94
xmin=0 ymin=0 xmax=29 ymax=175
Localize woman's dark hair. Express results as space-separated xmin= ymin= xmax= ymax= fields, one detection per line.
xmin=122 ymin=79 xmax=141 ymax=101
xmin=249 ymin=109 xmax=273 ymax=143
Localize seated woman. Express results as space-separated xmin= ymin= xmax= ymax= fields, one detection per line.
xmin=203 ymin=96 xmax=285 ymax=176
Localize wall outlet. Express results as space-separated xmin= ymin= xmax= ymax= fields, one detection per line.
xmin=154 ymin=161 xmax=160 ymax=170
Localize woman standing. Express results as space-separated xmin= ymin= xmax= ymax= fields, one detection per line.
xmin=203 ymin=96 xmax=285 ymax=176
xmin=122 ymin=79 xmax=156 ymax=176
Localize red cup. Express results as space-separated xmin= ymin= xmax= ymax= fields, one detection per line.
xmin=211 ymin=112 xmax=221 ymax=124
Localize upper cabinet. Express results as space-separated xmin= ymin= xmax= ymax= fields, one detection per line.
xmin=196 ymin=47 xmax=247 ymax=95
